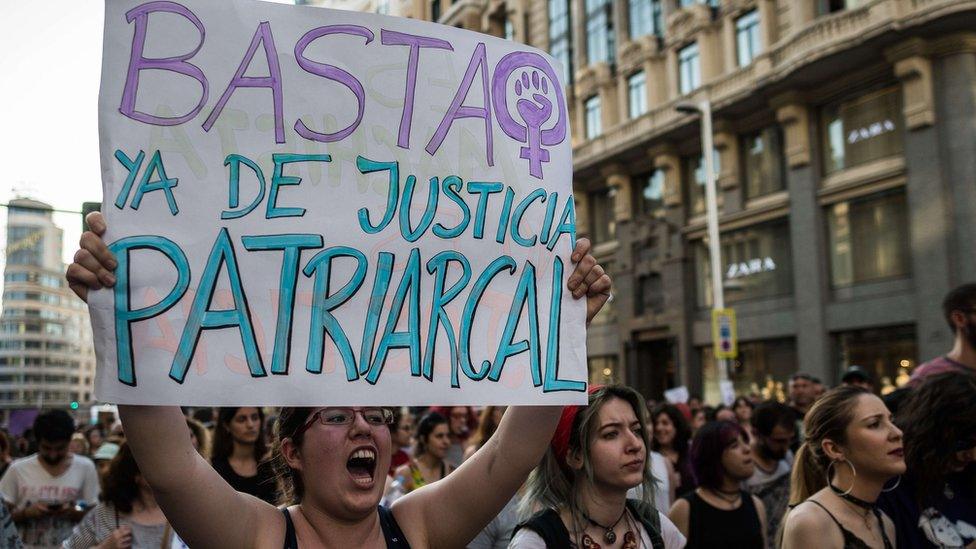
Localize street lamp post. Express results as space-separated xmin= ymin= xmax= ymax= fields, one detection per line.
xmin=676 ymin=99 xmax=728 ymax=385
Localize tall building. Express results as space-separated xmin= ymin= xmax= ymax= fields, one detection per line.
xmin=0 ymin=198 xmax=96 ymax=409
xmin=303 ymin=0 xmax=976 ymax=402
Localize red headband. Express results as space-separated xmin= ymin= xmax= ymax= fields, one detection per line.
xmin=550 ymin=385 xmax=603 ymax=466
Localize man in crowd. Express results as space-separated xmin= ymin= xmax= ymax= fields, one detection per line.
xmin=841 ymin=365 xmax=874 ymax=392
xmin=0 ymin=410 xmax=99 ymax=549
xmin=788 ymin=373 xmax=817 ymax=452
xmin=912 ymin=282 xmax=976 ymax=382
xmin=787 ymin=373 xmax=816 ymax=420
xmin=810 ymin=376 xmax=826 ymax=400
xmin=745 ymin=401 xmax=796 ymax=549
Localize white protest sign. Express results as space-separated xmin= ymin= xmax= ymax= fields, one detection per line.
xmin=663 ymin=386 xmax=689 ymax=405
xmin=91 ymin=0 xmax=586 ymax=405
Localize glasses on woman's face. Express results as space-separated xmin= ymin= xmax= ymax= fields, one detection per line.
xmin=295 ymin=407 xmax=394 ymax=438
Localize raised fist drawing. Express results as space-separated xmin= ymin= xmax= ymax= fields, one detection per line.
xmin=515 ymin=70 xmax=552 ymax=129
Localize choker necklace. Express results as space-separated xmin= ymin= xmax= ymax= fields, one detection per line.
xmin=707 ymin=487 xmax=742 ymax=504
xmin=582 ymin=508 xmax=627 ymax=544
xmin=828 ymin=483 xmax=876 ymax=510
xmin=830 ymin=483 xmax=876 ymax=531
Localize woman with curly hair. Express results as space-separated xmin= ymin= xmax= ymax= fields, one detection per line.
xmin=878 ymin=370 xmax=976 ymax=548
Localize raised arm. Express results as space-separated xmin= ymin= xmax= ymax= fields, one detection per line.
xmin=395 ymin=238 xmax=611 ymax=548
xmin=66 ymin=213 xmax=280 ymax=549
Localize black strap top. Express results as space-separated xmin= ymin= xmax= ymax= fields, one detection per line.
xmin=807 ymin=500 xmax=893 ymax=549
xmin=282 ymin=506 xmax=411 ymax=548
xmin=682 ymin=490 xmax=764 ymax=549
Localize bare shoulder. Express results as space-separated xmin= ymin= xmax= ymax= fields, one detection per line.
xmin=248 ymin=498 xmax=289 ymax=549
xmin=667 ymin=496 xmax=689 ymax=516
xmin=751 ymin=494 xmax=765 ymax=515
xmin=782 ymin=501 xmax=839 ymax=548
xmin=667 ymin=496 xmax=690 ymax=535
xmin=389 ymin=490 xmax=429 ymax=548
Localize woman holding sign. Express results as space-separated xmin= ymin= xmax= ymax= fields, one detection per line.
xmin=67 ymin=212 xmax=612 ymax=549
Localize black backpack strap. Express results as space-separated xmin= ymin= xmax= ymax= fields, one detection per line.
xmin=627 ymin=499 xmax=665 ymax=549
xmin=512 ymin=508 xmax=571 ymax=548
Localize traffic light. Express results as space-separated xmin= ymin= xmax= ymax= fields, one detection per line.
xmin=70 ymin=401 xmax=79 ymax=410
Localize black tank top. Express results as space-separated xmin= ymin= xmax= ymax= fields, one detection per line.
xmin=281 ymin=506 xmax=411 ymax=548
xmin=682 ymin=490 xmax=764 ymax=549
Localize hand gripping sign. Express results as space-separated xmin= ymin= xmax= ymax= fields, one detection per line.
xmin=91 ymin=0 xmax=587 ymax=405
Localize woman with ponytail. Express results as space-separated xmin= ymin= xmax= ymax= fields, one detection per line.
xmin=781 ymin=386 xmax=905 ymax=548
xmin=511 ymin=385 xmax=686 ymax=548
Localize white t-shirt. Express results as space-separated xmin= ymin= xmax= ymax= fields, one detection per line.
xmin=0 ymin=454 xmax=100 ymax=549
xmin=509 ymin=511 xmax=687 ymax=549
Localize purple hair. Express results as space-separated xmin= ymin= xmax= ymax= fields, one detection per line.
xmin=689 ymin=420 xmax=748 ymax=489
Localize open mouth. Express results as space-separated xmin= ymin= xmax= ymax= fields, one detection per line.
xmin=346 ymin=448 xmax=377 ymax=487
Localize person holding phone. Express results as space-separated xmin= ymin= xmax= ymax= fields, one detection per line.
xmin=0 ymin=411 xmax=100 ymax=549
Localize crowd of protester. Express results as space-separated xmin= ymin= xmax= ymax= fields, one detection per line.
xmin=0 ymin=212 xmax=968 ymax=547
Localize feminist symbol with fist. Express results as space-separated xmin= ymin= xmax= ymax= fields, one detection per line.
xmin=492 ymin=51 xmax=568 ymax=179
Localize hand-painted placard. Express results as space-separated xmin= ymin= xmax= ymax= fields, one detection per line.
xmin=91 ymin=0 xmax=586 ymax=405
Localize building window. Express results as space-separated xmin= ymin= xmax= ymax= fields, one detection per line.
xmin=741 ymin=126 xmax=785 ymax=199
xmin=585 ymin=95 xmax=602 ymax=139
xmin=627 ymin=71 xmax=647 ymax=118
xmin=635 ymin=273 xmax=664 ymax=315
xmin=549 ymin=0 xmax=573 ymax=83
xmin=735 ymin=10 xmax=762 ymax=67
xmin=678 ymin=42 xmax=701 ymax=95
xmin=588 ymin=355 xmax=620 ymax=384
xmin=695 ymin=218 xmax=794 ymax=308
xmin=822 ymin=86 xmax=903 ymax=175
xmin=833 ymin=325 xmax=916 ymax=390
xmin=686 ymin=149 xmax=720 ymax=216
xmin=827 ymin=189 xmax=910 ymax=288
xmin=585 ymin=0 xmax=614 ymax=65
xmin=702 ymin=338 xmax=797 ymax=404
xmin=6 ymin=227 xmax=44 ymax=266
xmin=629 ymin=0 xmax=662 ymax=38
xmin=431 ymin=0 xmax=441 ymax=21
xmin=818 ymin=0 xmax=859 ymax=15
xmin=589 ymin=187 xmax=616 ymax=243
xmin=635 ymin=169 xmax=665 ymax=217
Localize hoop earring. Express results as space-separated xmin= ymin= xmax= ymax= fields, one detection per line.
xmin=826 ymin=458 xmax=856 ymax=497
xmin=881 ymin=475 xmax=901 ymax=493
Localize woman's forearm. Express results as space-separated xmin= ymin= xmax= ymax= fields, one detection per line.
xmin=490 ymin=406 xmax=562 ymax=473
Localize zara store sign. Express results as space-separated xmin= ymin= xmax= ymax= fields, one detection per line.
xmin=725 ymin=257 xmax=777 ymax=280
